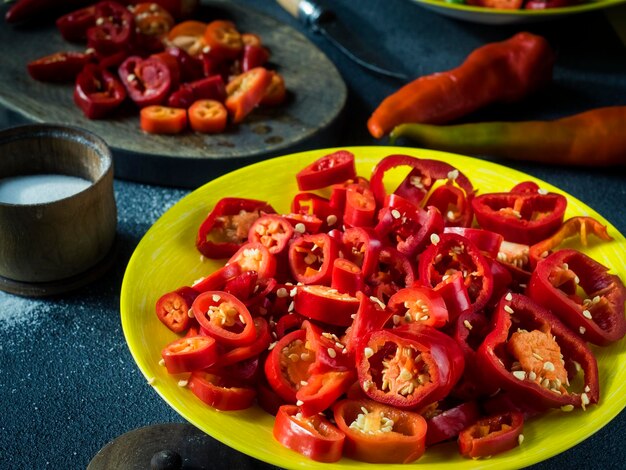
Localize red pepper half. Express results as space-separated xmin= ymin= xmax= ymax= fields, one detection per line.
xmin=472 ymin=189 xmax=567 ymax=245
xmin=296 ymin=150 xmax=357 ymax=191
xmin=192 ymin=291 xmax=256 ymax=346
xmin=527 ymin=249 xmax=626 ymax=345
xmin=161 ymin=335 xmax=218 ymax=374
xmin=273 ymin=405 xmax=345 ymax=463
xmin=476 ymin=293 xmax=600 ymax=409
xmin=196 ymin=197 xmax=274 ymax=259
xmin=458 ymin=411 xmax=524 ymax=459
xmin=73 ymin=64 xmax=127 ymax=119
xmin=332 ymin=398 xmax=427 ymax=463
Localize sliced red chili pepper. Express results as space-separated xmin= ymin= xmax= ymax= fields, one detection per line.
xmin=247 ymin=214 xmax=294 ymax=255
xmin=511 ymin=181 xmax=541 ymax=194
xmin=228 ymin=241 xmax=277 ymax=280
xmin=344 ymin=292 xmax=392 ymax=356
xmin=219 ymin=317 xmax=271 ymax=366
xmin=425 ymin=182 xmax=473 ymax=227
xmin=419 ymin=232 xmax=493 ymax=316
xmin=288 ymin=233 xmax=339 ymax=285
xmin=527 ymin=249 xmax=626 ymax=345
xmin=132 ymin=2 xmax=174 ymax=38
xmin=458 ymin=411 xmax=524 ymax=459
xmin=291 ymin=192 xmax=341 ymax=232
xmin=342 ymin=227 xmax=382 ymax=278
xmin=56 ymin=5 xmax=96 ymax=43
xmin=190 ymin=263 xmax=241 ymax=293
xmin=28 ymin=51 xmax=93 ymax=83
xmin=192 ymin=291 xmax=256 ymax=346
xmin=73 ymin=64 xmax=127 ymax=119
xmin=161 ymin=335 xmax=218 ymax=374
xmin=302 ymin=320 xmax=353 ymax=374
xmin=118 ymin=56 xmax=173 ymax=108
xmin=425 ymin=400 xmax=481 ymax=446
xmin=369 ymin=154 xmax=474 ymax=209
xmin=264 ymin=329 xmax=314 ymax=403
xmin=343 ymin=184 xmax=376 ymax=228
xmin=188 ymin=99 xmax=228 ymax=134
xmin=472 ymin=190 xmax=567 ymax=245
xmin=366 ymin=247 xmax=416 ymax=303
xmin=203 ymin=20 xmax=243 ymax=62
xmin=260 ymin=71 xmax=287 ymax=106
xmin=87 ymin=1 xmax=135 ymax=56
xmin=225 ymin=67 xmax=272 ymax=124
xmin=282 ymin=213 xmax=323 ymax=235
xmin=165 ymin=45 xmax=204 ymax=82
xmin=528 ymin=216 xmax=613 ymax=267
xmin=140 ymin=105 xmax=187 ymax=134
xmin=476 ymin=293 xmax=600 ymax=409
xmin=273 ymin=404 xmax=345 ymax=463
xmin=166 ymin=19 xmax=206 ymax=56
xmin=188 ymin=371 xmax=256 ymax=411
xmin=294 ymin=285 xmax=359 ymax=327
xmin=432 ymin=271 xmax=472 ymax=321
xmin=274 ymin=312 xmax=305 ymax=339
xmin=332 ymin=398 xmax=427 ymax=463
xmin=296 ymin=150 xmax=357 ymax=191
xmin=257 ymin=377 xmax=286 ymax=416
xmin=445 ymin=226 xmax=504 ymax=259
xmin=296 ymin=370 xmax=356 ymax=417
xmin=155 ymin=285 xmax=198 ymax=333
xmin=375 ymin=194 xmax=444 ymax=258
xmin=222 ymin=270 xmax=258 ymax=301
xmin=196 ymin=197 xmax=275 ymax=259
xmin=242 ymin=43 xmax=270 ymax=72
xmin=387 ymin=286 xmax=449 ymax=329
xmin=331 ymin=258 xmax=363 ymax=297
xmin=356 ymin=326 xmax=464 ymax=410
xmin=187 ymin=75 xmax=227 ymax=102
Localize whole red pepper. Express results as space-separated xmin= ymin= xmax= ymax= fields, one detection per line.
xmin=368 ymin=32 xmax=554 ymax=138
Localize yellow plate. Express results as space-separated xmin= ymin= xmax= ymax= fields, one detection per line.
xmin=121 ymin=146 xmax=626 ymax=469
xmin=411 ymin=0 xmax=626 ymax=24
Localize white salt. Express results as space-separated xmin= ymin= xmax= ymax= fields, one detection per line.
xmin=0 ymin=174 xmax=91 ymax=205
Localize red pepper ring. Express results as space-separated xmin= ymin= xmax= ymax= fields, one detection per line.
xmin=228 ymin=241 xmax=277 ymax=280
xmin=458 ymin=411 xmax=524 ymax=459
xmin=288 ymin=233 xmax=339 ymax=285
xmin=296 ymin=150 xmax=357 ymax=191
xmin=273 ymin=405 xmax=345 ymax=463
xmin=155 ymin=285 xmax=199 ymax=333
xmin=528 ymin=249 xmax=626 ymax=346
xmin=332 ymin=398 xmax=427 ymax=464
xmin=369 ymin=154 xmax=474 ymax=209
xmin=356 ymin=327 xmax=463 ymax=411
xmin=196 ymin=197 xmax=275 ymax=259
xmin=161 ymin=335 xmax=218 ymax=374
xmin=342 ymin=226 xmax=382 ymax=278
xmin=387 ymin=286 xmax=449 ymax=329
xmin=247 ymin=214 xmax=294 ymax=255
xmin=425 ymin=182 xmax=473 ymax=228
xmin=192 ymin=291 xmax=256 ymax=346
xmin=426 ymin=400 xmax=481 ymax=446
xmin=331 ymin=258 xmax=364 ymax=296
xmin=218 ymin=317 xmax=271 ymax=366
xmin=296 ymin=370 xmax=356 ymax=417
xmin=73 ymin=64 xmax=127 ymax=120
xmin=472 ymin=190 xmax=567 ymax=245
xmin=476 ymin=293 xmax=600 ymax=409
xmin=294 ymin=285 xmax=360 ymax=327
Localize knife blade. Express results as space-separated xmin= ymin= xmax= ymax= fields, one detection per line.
xmin=276 ymin=0 xmax=408 ymax=81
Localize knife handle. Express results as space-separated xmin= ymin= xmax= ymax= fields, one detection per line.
xmin=276 ymin=0 xmax=327 ymax=26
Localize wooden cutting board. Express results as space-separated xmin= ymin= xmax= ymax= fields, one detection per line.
xmin=0 ymin=1 xmax=347 ymax=188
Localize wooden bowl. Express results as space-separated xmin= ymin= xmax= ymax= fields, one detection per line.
xmin=0 ymin=124 xmax=116 ymax=284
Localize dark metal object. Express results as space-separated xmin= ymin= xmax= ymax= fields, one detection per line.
xmin=294 ymin=0 xmax=408 ymax=80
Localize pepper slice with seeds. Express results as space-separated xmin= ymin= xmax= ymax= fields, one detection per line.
xmin=528 ymin=249 xmax=626 ymax=346
xmin=457 ymin=411 xmax=524 ymax=459
xmin=192 ymin=290 xmax=256 ymax=346
xmin=476 ymin=293 xmax=599 ymax=410
xmin=332 ymin=398 xmax=427 ymax=463
xmin=356 ymin=326 xmax=464 ymax=410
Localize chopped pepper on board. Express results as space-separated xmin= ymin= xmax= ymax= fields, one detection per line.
xmin=368 ymin=32 xmax=554 ymax=138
